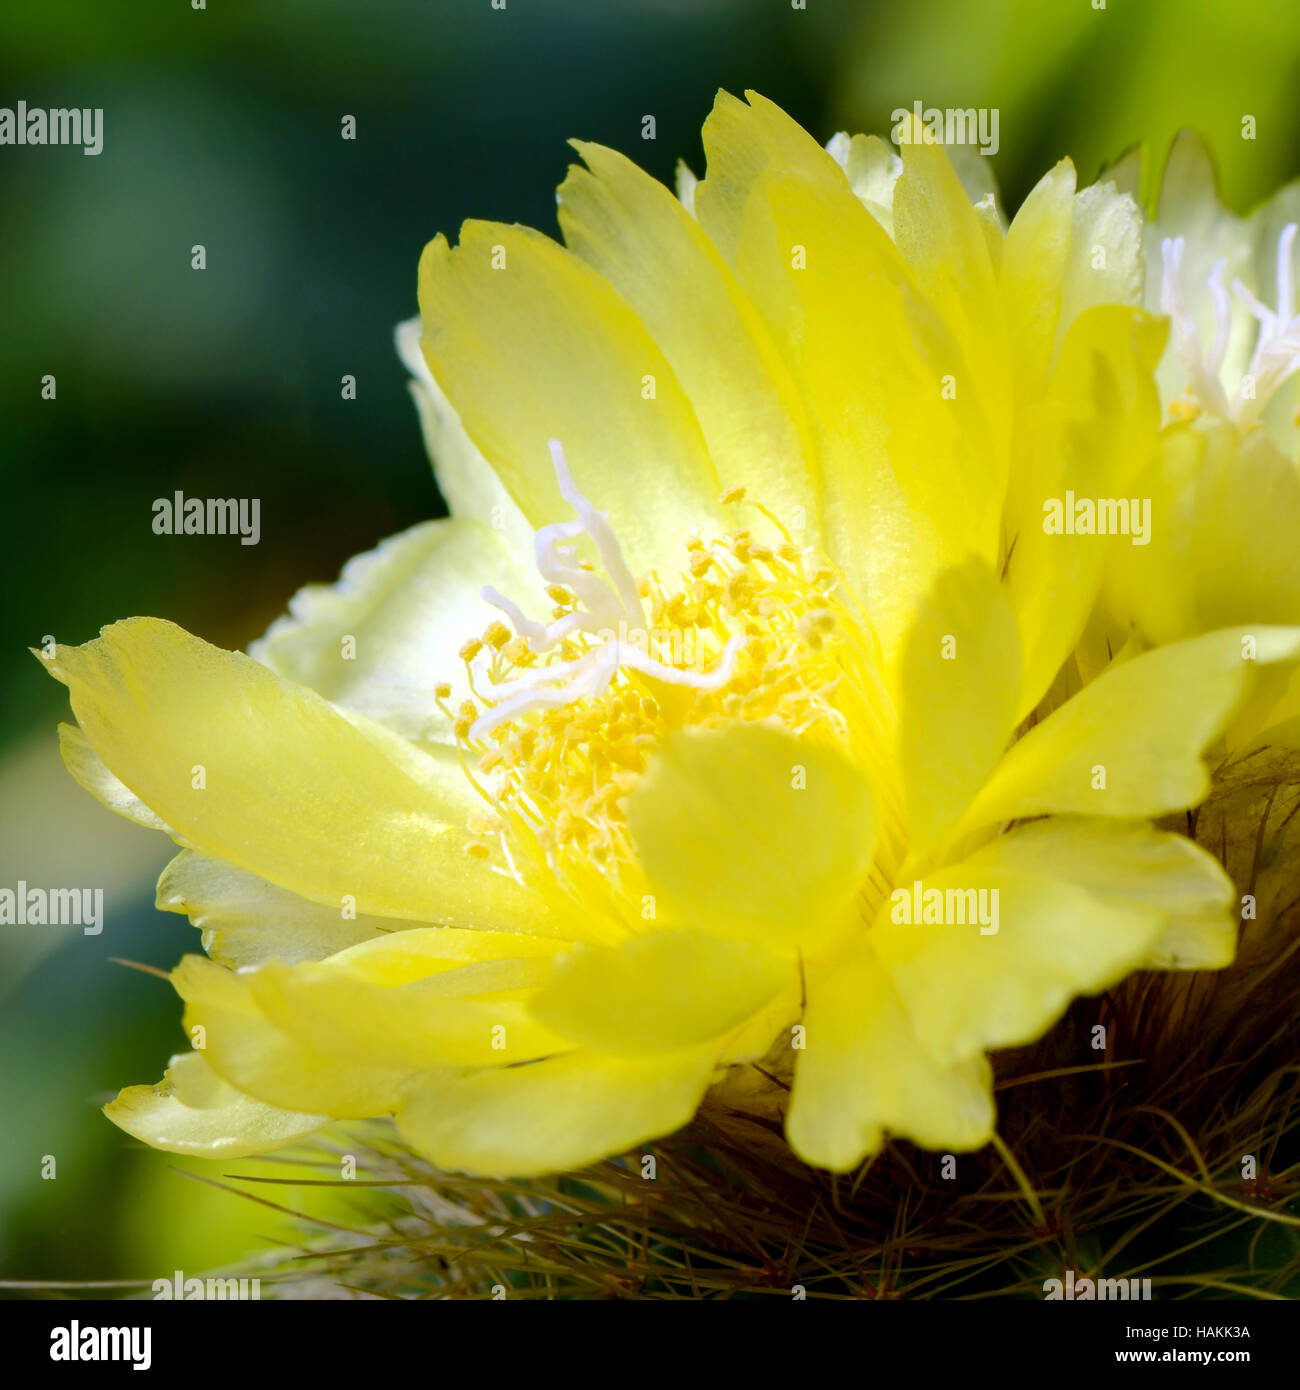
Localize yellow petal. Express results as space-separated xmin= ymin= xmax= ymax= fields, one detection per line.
xmin=557 ymin=141 xmax=820 ymax=544
xmin=692 ymin=93 xmax=1008 ymax=652
xmin=530 ymin=928 xmax=789 ymax=1055
xmin=962 ymin=626 xmax=1300 ymax=827
xmin=729 ymin=167 xmax=1005 ymax=661
xmin=626 ymin=723 xmax=875 ymax=954
xmin=174 ymin=955 xmax=418 ymax=1117
xmin=897 ymin=558 xmax=1020 ymax=859
xmin=695 ymin=89 xmax=852 ymax=267
xmin=47 ymin=618 xmax=552 ymax=931
xmin=58 ymin=721 xmax=171 ymax=832
xmin=787 ymin=944 xmax=994 ymax=1171
xmin=872 ymin=867 xmax=1159 ymax=1065
xmin=1104 ymin=421 xmax=1300 ymax=648
xmin=1000 ymin=159 xmax=1075 ymax=400
xmin=156 ymin=850 xmax=391 ymax=968
xmin=396 ymin=1047 xmax=717 ymax=1177
xmin=962 ymin=817 xmax=1236 ymax=970
xmin=245 ymin=928 xmax=571 ymax=1069
xmin=418 ymin=222 xmax=722 ymax=576
xmin=104 ymin=1051 xmax=326 ymax=1157
xmin=892 ymin=128 xmax=1010 ymax=437
xmin=1002 ymin=304 xmax=1166 ymax=718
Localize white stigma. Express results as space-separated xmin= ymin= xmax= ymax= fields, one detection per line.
xmin=469 ymin=439 xmax=742 ymax=740
xmin=1231 ymin=222 xmax=1300 ymax=427
xmin=1160 ymin=223 xmax=1300 ymax=427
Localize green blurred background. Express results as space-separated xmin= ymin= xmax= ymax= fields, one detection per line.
xmin=2 ymin=0 xmax=1297 ymax=1291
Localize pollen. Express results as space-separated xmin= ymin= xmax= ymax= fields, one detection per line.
xmin=435 ymin=448 xmax=905 ymax=917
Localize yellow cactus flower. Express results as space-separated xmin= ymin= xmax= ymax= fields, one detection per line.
xmin=1083 ymin=136 xmax=1300 ymax=734
xmin=47 ymin=93 xmax=1300 ymax=1177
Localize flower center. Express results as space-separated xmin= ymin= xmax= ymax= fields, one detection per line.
xmin=1160 ymin=223 xmax=1300 ymax=429
xmin=442 ymin=441 xmax=903 ymax=923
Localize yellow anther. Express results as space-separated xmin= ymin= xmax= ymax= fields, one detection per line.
xmin=719 ymin=485 xmax=747 ymax=505
xmin=434 ymin=681 xmax=453 ymax=700
xmin=440 ymin=487 xmax=883 ymax=906
xmin=726 ymin=572 xmax=756 ymax=605
xmin=464 ymin=841 xmax=492 ymax=860
xmin=664 ymin=594 xmax=699 ymax=627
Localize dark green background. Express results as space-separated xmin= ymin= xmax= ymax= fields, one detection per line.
xmin=2 ymin=0 xmax=1297 ymax=1289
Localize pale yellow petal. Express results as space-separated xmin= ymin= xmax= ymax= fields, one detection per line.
xmin=58 ymin=721 xmax=171 ymax=833
xmin=418 ymin=222 xmax=723 ymax=576
xmin=396 ymin=1047 xmax=717 ymax=1177
xmin=963 ymin=627 xmax=1300 ymax=828
xmin=104 ymin=1051 xmax=326 ymax=1158
xmin=530 ymin=928 xmax=789 ymax=1055
xmin=626 ymin=723 xmax=875 ymax=954
xmin=892 ymin=127 xmax=1010 ymax=438
xmin=245 ymin=928 xmax=571 ymax=1069
xmin=48 ymin=618 xmax=552 ymax=931
xmin=156 ymin=850 xmax=391 ymax=967
xmin=695 ymin=89 xmax=851 ymax=267
xmin=787 ymin=944 xmax=994 ymax=1171
xmin=1002 ymin=304 xmax=1166 ymax=718
xmin=394 ymin=316 xmax=537 ymax=561
xmin=249 ymin=518 xmax=538 ymax=746
xmin=174 ymin=955 xmax=419 ymax=1117
xmin=557 ymin=141 xmax=821 ymax=544
xmin=962 ymin=817 xmax=1236 ymax=969
xmin=727 ymin=167 xmax=1005 ymax=660
xmin=897 ymin=558 xmax=1020 ymax=858
xmin=872 ymin=867 xmax=1159 ymax=1065
xmin=1104 ymin=421 xmax=1300 ymax=648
